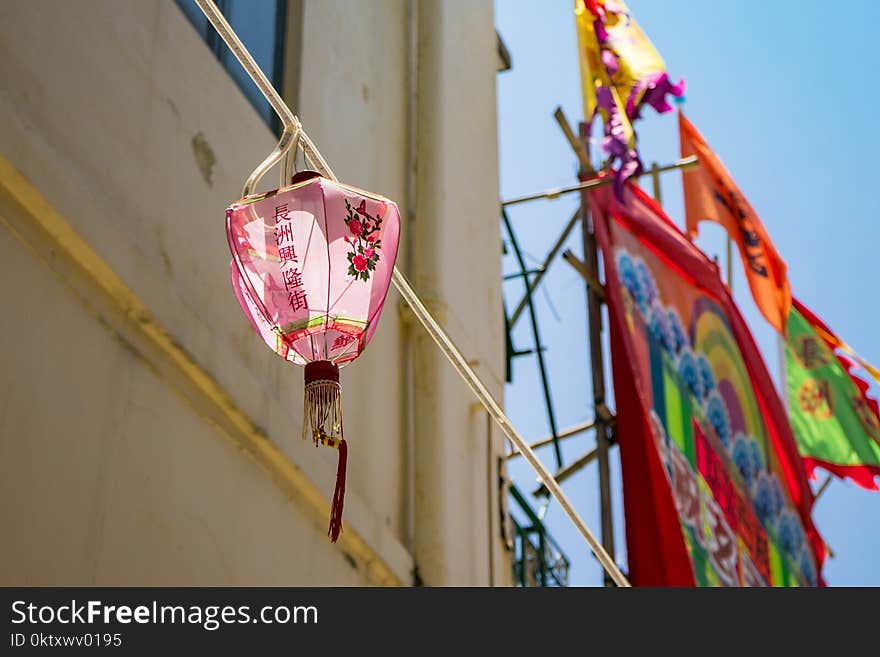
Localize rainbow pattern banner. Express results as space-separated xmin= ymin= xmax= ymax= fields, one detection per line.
xmin=591 ymin=180 xmax=824 ymax=586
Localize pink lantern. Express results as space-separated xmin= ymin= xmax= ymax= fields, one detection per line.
xmin=226 ymin=170 xmax=400 ymax=541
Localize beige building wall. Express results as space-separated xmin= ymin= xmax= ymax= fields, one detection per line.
xmin=0 ymin=0 xmax=509 ymax=585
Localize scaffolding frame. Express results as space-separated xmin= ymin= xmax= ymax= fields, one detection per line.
xmin=501 ymin=106 xmax=698 ymax=585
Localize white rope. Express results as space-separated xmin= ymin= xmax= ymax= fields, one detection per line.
xmin=194 ymin=0 xmax=630 ymax=587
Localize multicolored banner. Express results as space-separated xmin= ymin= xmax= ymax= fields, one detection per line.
xmin=679 ymin=113 xmax=792 ymax=334
xmin=785 ymin=298 xmax=880 ymax=489
xmin=591 ymin=180 xmax=824 ymax=586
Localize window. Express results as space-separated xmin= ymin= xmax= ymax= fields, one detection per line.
xmin=177 ymin=0 xmax=288 ymax=134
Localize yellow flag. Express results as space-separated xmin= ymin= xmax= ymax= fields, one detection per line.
xmin=574 ymin=0 xmax=684 ymax=193
xmin=575 ymin=0 xmax=671 ymax=123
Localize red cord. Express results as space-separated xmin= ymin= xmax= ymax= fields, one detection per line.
xmin=328 ymin=439 xmax=347 ymax=542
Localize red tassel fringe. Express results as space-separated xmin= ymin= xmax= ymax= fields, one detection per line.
xmin=328 ymin=438 xmax=347 ymax=542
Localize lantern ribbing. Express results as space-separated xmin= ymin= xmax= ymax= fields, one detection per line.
xmin=194 ymin=0 xmax=630 ymax=587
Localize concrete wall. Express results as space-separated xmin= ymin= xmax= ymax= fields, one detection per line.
xmin=0 ymin=0 xmax=508 ymax=586
xmin=410 ymin=0 xmax=508 ymax=585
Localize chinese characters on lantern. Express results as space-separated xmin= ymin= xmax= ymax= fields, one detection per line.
xmin=274 ymin=203 xmax=308 ymax=312
xmin=228 ymin=175 xmax=401 ymax=374
xmin=331 ymin=333 xmax=356 ymax=351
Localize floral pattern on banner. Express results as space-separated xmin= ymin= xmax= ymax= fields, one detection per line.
xmin=343 ymin=198 xmax=384 ymax=282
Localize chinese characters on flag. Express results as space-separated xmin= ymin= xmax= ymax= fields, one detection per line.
xmin=679 ymin=113 xmax=792 ymax=334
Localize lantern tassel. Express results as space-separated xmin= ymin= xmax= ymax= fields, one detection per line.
xmin=328 ymin=438 xmax=347 ymax=542
xmin=303 ymin=360 xmax=347 ymax=542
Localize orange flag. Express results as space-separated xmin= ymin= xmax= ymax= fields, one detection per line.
xmin=679 ymin=112 xmax=791 ymax=334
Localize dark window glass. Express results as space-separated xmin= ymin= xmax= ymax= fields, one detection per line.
xmin=177 ymin=0 xmax=288 ymax=134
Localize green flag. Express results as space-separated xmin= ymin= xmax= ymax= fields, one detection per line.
xmin=785 ymin=300 xmax=880 ymax=490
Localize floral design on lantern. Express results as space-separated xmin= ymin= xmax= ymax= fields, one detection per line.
xmin=344 ymin=198 xmax=384 ymax=281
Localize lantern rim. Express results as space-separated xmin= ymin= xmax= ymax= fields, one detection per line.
xmin=228 ymin=175 xmax=399 ymax=213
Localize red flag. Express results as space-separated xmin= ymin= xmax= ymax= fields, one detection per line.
xmin=591 ymin=179 xmax=824 ymax=586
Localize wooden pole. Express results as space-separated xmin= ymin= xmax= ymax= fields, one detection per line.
xmin=650 ymin=161 xmax=662 ymax=204
xmin=814 ymin=475 xmax=833 ymax=501
xmin=562 ymin=249 xmax=605 ymax=299
xmin=508 ymin=209 xmax=581 ymax=327
xmin=506 ymin=419 xmax=597 ymax=459
xmin=726 ymin=236 xmax=733 ymax=291
xmin=574 ymin=119 xmax=617 ymax=585
xmin=500 ymin=155 xmax=697 ymax=207
xmin=533 ymin=447 xmax=600 ymax=496
xmin=554 ymin=107 xmax=591 ymax=172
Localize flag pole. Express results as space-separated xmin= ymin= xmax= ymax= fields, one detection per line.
xmin=650 ymin=161 xmax=662 ymax=203
xmin=778 ymin=332 xmax=790 ymax=414
xmin=726 ymin=236 xmax=733 ymax=291
xmin=501 ymin=155 xmax=697 ymax=207
xmin=814 ymin=475 xmax=833 ymax=501
xmin=553 ymin=105 xmax=618 ymax=586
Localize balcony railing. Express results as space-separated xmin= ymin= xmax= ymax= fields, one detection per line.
xmin=509 ymin=484 xmax=570 ymax=587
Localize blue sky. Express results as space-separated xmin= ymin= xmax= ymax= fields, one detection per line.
xmin=496 ymin=0 xmax=880 ymax=586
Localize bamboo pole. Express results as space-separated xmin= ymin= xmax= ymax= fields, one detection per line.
xmin=814 ymin=475 xmax=833 ymax=501
xmin=501 ymin=155 xmax=698 ymax=207
xmin=506 ymin=420 xmax=597 ymax=459
xmin=533 ymin=447 xmax=600 ymax=496
xmin=502 ymin=209 xmax=564 ymax=468
xmin=566 ymin=112 xmax=617 ymax=585
xmin=553 ymin=107 xmax=591 ymax=171
xmin=508 ymin=209 xmax=581 ymax=327
xmin=650 ymin=161 xmax=662 ymax=203
xmin=562 ymin=249 xmax=605 ymax=300
xmin=726 ymin=236 xmax=733 ymax=291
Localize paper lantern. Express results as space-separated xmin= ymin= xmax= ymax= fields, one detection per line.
xmin=226 ymin=170 xmax=400 ymax=541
